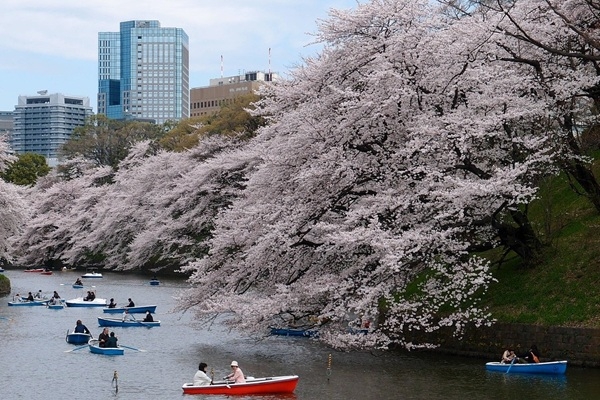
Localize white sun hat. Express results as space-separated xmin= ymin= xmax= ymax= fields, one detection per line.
xmin=231 ymin=361 xmax=239 ymax=367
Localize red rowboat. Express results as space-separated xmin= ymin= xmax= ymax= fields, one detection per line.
xmin=182 ymin=375 xmax=299 ymax=395
xmin=40 ymin=271 xmax=53 ymax=275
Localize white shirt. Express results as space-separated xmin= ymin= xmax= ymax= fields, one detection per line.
xmin=193 ymin=370 xmax=211 ymax=386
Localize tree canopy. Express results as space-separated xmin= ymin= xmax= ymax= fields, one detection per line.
xmin=8 ymin=0 xmax=600 ymax=350
xmin=2 ymin=153 xmax=50 ymax=186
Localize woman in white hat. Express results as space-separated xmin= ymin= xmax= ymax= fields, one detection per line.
xmin=224 ymin=360 xmax=246 ymax=383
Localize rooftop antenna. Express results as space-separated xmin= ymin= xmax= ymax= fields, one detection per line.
xmin=220 ymin=55 xmax=223 ymax=79
xmin=268 ymin=47 xmax=271 ymax=75
xmin=37 ymin=90 xmax=48 ymax=95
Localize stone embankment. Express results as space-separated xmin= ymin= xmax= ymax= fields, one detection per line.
xmin=430 ymin=322 xmax=600 ymax=368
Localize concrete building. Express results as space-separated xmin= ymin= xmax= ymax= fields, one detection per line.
xmin=98 ymin=20 xmax=189 ymax=124
xmin=0 ymin=111 xmax=13 ymax=139
xmin=190 ymin=71 xmax=277 ymax=117
xmin=11 ymin=93 xmax=92 ymax=166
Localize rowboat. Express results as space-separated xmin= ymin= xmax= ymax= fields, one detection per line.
xmin=66 ymin=331 xmax=92 ymax=344
xmin=65 ymin=297 xmax=107 ymax=307
xmin=149 ymin=279 xmax=160 ymax=286
xmin=181 ymin=375 xmax=299 ymax=395
xmin=72 ymin=284 xmax=84 ymax=289
xmin=47 ymin=300 xmax=65 ymax=310
xmin=88 ymin=339 xmax=124 ymax=355
xmin=8 ymin=299 xmax=48 ymax=306
xmin=102 ymin=305 xmax=157 ymax=314
xmin=97 ymin=316 xmax=160 ymax=327
xmin=24 ymin=268 xmax=45 ymax=273
xmin=270 ymin=327 xmax=318 ymax=337
xmin=485 ymin=360 xmax=567 ymax=374
xmin=81 ymin=270 xmax=103 ymax=278
xmin=40 ymin=270 xmax=53 ymax=275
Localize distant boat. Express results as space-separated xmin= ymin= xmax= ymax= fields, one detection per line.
xmin=8 ymin=299 xmax=48 ymax=307
xmin=98 ymin=316 xmax=160 ymax=327
xmin=270 ymin=327 xmax=319 ymax=337
xmin=40 ymin=270 xmax=53 ymax=275
xmin=24 ymin=268 xmax=45 ymax=273
xmin=47 ymin=300 xmax=65 ymax=310
xmin=149 ymin=279 xmax=160 ymax=286
xmin=182 ymin=375 xmax=299 ymax=395
xmin=81 ymin=269 xmax=102 ymax=278
xmin=88 ymin=339 xmax=124 ymax=355
xmin=72 ymin=284 xmax=84 ymax=289
xmin=65 ymin=297 xmax=107 ymax=308
xmin=102 ymin=305 xmax=157 ymax=314
xmin=0 ymin=267 xmax=5 ymax=273
xmin=65 ymin=331 xmax=92 ymax=344
xmin=485 ymin=360 xmax=567 ymax=374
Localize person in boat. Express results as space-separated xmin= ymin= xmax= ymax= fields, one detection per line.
xmin=26 ymin=292 xmax=34 ymax=301
xmin=122 ymin=309 xmax=135 ymax=322
xmin=224 ymin=361 xmax=246 ymax=383
xmin=98 ymin=328 xmax=109 ymax=348
xmin=13 ymin=293 xmax=22 ymax=302
xmin=126 ymin=298 xmax=135 ymax=307
xmin=193 ymin=362 xmax=212 ymax=386
xmin=105 ymin=332 xmax=118 ymax=348
xmin=34 ymin=290 xmax=43 ymax=299
xmin=501 ymin=349 xmax=517 ymax=364
xmin=518 ymin=344 xmax=541 ymax=363
xmin=143 ymin=311 xmax=154 ymax=322
xmin=74 ymin=320 xmax=91 ymax=334
xmin=108 ymin=298 xmax=117 ymax=308
xmin=52 ymin=291 xmax=60 ymax=299
xmin=74 ymin=278 xmax=83 ymax=285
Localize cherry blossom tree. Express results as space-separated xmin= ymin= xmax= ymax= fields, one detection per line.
xmin=0 ymin=136 xmax=27 ymax=262
xmin=178 ymin=0 xmax=598 ymax=349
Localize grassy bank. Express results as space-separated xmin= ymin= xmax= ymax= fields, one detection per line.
xmin=483 ymin=168 xmax=600 ymax=328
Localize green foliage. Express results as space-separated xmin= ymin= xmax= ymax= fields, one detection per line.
xmin=60 ymin=115 xmax=164 ymax=168
xmin=1 ymin=153 xmax=50 ymax=185
xmin=159 ymin=93 xmax=266 ymax=152
xmin=483 ymin=160 xmax=600 ymax=328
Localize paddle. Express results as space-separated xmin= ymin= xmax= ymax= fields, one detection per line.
xmin=65 ymin=344 xmax=89 ymax=353
xmin=506 ymin=357 xmax=516 ymax=373
xmin=130 ymin=314 xmax=153 ymax=328
xmin=119 ymin=344 xmax=147 ymax=352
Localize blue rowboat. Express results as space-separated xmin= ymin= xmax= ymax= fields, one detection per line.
xmin=72 ymin=284 xmax=84 ymax=289
xmin=270 ymin=327 xmax=319 ymax=337
xmin=47 ymin=300 xmax=65 ymax=310
xmin=485 ymin=360 xmax=567 ymax=374
xmin=149 ymin=279 xmax=160 ymax=286
xmin=66 ymin=331 xmax=92 ymax=344
xmin=98 ymin=316 xmax=160 ymax=327
xmin=102 ymin=305 xmax=157 ymax=314
xmin=88 ymin=339 xmax=124 ymax=355
xmin=8 ymin=299 xmax=48 ymax=307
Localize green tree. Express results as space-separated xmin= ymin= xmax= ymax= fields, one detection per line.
xmin=2 ymin=153 xmax=50 ymax=186
xmin=159 ymin=93 xmax=266 ymax=152
xmin=60 ymin=115 xmax=164 ymax=168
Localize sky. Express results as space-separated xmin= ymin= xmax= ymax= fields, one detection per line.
xmin=0 ymin=0 xmax=360 ymax=113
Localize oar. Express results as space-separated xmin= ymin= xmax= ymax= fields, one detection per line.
xmin=506 ymin=357 xmax=516 ymax=373
xmin=65 ymin=344 xmax=89 ymax=353
xmin=120 ymin=344 xmax=147 ymax=352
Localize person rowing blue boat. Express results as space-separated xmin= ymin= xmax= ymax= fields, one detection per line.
xmin=74 ymin=319 xmax=91 ymax=334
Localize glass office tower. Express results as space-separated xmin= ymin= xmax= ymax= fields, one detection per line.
xmin=98 ymin=20 xmax=189 ymax=124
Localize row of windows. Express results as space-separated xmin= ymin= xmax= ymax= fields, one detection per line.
xmin=190 ymin=98 xmax=235 ymax=109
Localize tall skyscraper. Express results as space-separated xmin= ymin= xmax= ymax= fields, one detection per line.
xmin=10 ymin=93 xmax=92 ymax=166
xmin=98 ymin=20 xmax=189 ymax=124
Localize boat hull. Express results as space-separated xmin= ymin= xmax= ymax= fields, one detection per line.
xmin=149 ymin=280 xmax=160 ymax=286
xmin=8 ymin=300 xmax=48 ymax=306
xmin=270 ymin=327 xmax=318 ymax=337
xmin=485 ymin=361 xmax=567 ymax=374
xmin=182 ymin=375 xmax=299 ymax=395
xmin=66 ymin=332 xmax=92 ymax=344
xmin=102 ymin=305 xmax=157 ymax=314
xmin=88 ymin=339 xmax=124 ymax=355
xmin=72 ymin=284 xmax=84 ymax=289
xmin=81 ymin=273 xmax=103 ymax=278
xmin=98 ymin=317 xmax=160 ymax=327
xmin=65 ymin=297 xmax=107 ymax=307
